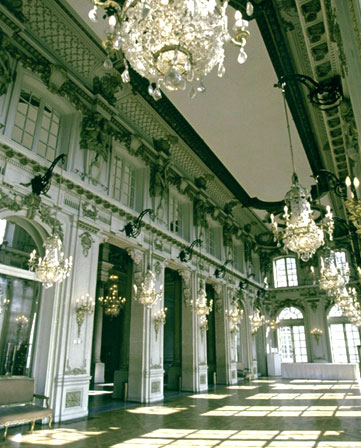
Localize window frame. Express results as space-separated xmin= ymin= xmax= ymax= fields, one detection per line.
xmin=273 ymin=256 xmax=298 ymax=288
xmin=277 ymin=307 xmax=307 ymax=363
xmin=5 ymin=68 xmax=74 ymax=163
xmin=167 ymin=189 xmax=190 ymax=241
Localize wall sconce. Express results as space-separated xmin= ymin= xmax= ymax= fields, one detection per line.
xmin=215 ymin=259 xmax=233 ymax=279
xmin=275 ymin=74 xmax=342 ymax=110
xmin=267 ymin=319 xmax=280 ymax=331
xmin=21 ymin=153 xmax=67 ymax=196
xmin=311 ymin=328 xmax=323 ymax=344
xmin=153 ymin=307 xmax=167 ymax=339
xmin=178 ymin=239 xmax=202 ymax=263
xmin=121 ymin=208 xmax=154 ymax=238
xmin=74 ymin=294 xmax=94 ymax=343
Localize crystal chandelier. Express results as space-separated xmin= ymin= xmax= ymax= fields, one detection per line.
xmin=319 ymin=250 xmax=349 ymax=295
xmin=249 ymin=309 xmax=265 ymax=334
xmin=334 ymin=287 xmax=361 ymax=327
xmin=270 ymin=86 xmax=334 ymax=262
xmin=29 ymin=235 xmax=73 ymax=288
xmin=98 ymin=274 xmax=126 ymax=317
xmin=228 ymin=302 xmax=243 ymax=334
xmin=190 ymin=282 xmax=213 ymax=333
xmin=87 ymin=0 xmax=252 ymax=100
xmin=133 ymin=269 xmax=163 ymax=307
xmin=153 ymin=307 xmax=167 ymax=338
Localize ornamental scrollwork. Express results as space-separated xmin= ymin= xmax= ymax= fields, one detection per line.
xmin=0 ymin=32 xmax=12 ymax=97
xmin=80 ymin=112 xmax=111 ymax=163
xmin=80 ymin=231 xmax=94 ymax=257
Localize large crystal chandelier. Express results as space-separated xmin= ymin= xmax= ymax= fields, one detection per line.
xmin=29 ymin=235 xmax=72 ymax=288
xmin=98 ymin=274 xmax=126 ymax=317
xmin=334 ymin=287 xmax=361 ymax=327
xmin=270 ymin=86 xmax=334 ymax=262
xmin=319 ymin=250 xmax=349 ymax=295
xmin=87 ymin=0 xmax=252 ymax=100
xmin=133 ymin=269 xmax=163 ymax=307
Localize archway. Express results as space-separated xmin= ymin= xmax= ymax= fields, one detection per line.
xmin=278 ymin=306 xmax=307 ymax=362
xmin=328 ymin=305 xmax=361 ymax=363
xmin=0 ymin=216 xmax=46 ymax=377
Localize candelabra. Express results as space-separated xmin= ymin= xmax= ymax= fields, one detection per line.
xmin=29 ymin=235 xmax=73 ymax=288
xmin=74 ymin=294 xmax=95 ymax=341
xmin=310 ymin=328 xmax=323 ymax=344
xmin=133 ymin=269 xmax=163 ymax=307
xmin=87 ymin=0 xmax=252 ymax=100
xmin=98 ymin=274 xmax=126 ymax=317
xmin=153 ymin=307 xmax=167 ymax=339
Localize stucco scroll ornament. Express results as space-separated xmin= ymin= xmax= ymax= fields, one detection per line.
xmin=126 ymin=248 xmax=143 ymax=266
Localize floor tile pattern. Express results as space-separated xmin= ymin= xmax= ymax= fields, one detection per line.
xmin=3 ymin=378 xmax=361 ymax=447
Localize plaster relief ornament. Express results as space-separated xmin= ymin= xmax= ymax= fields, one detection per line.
xmin=87 ymin=0 xmax=252 ymax=100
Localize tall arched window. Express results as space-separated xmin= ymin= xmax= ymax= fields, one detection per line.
xmin=278 ymin=307 xmax=307 ymax=362
xmin=328 ymin=305 xmax=361 ymax=363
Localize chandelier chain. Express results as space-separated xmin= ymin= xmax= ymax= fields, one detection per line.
xmin=282 ymin=85 xmax=295 ymax=175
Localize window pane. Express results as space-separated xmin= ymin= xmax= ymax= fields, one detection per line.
xmin=274 ymin=257 xmax=298 ymax=287
xmin=329 ymin=324 xmax=348 ymax=363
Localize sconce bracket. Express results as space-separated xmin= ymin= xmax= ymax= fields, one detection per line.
xmin=178 ymin=239 xmax=202 ymax=263
xmin=122 ymin=208 xmax=154 ymax=238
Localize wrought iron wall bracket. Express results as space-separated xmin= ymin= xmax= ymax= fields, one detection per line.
xmin=21 ymin=154 xmax=67 ymax=196
xmin=178 ymin=239 xmax=202 ymax=263
xmin=122 ymin=208 xmax=154 ymax=238
xmin=275 ymin=74 xmax=343 ymax=110
xmin=215 ymin=259 xmax=233 ymax=278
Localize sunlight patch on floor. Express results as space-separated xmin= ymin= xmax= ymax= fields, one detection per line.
xmin=88 ymin=390 xmax=113 ymax=396
xmin=188 ymin=394 xmax=232 ymax=399
xmin=126 ymin=406 xmax=187 ymax=415
xmin=226 ymin=385 xmax=259 ymax=390
xmin=8 ymin=429 xmax=104 ymax=446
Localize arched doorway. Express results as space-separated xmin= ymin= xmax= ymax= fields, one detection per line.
xmin=0 ymin=217 xmax=43 ymax=377
xmin=90 ymin=243 xmax=133 ymax=403
xmin=278 ymin=307 xmax=307 ymax=362
xmin=206 ymin=284 xmax=216 ymax=385
xmin=328 ymin=305 xmax=361 ymax=363
xmin=163 ymin=268 xmax=182 ymax=391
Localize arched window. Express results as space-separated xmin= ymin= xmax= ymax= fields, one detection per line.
xmin=328 ymin=305 xmax=361 ymax=363
xmin=0 ymin=218 xmax=42 ymax=376
xmin=273 ymin=257 xmax=298 ymax=288
xmin=278 ymin=307 xmax=307 ymax=362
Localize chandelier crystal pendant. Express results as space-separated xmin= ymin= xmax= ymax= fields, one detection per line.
xmin=29 ymin=235 xmax=73 ymax=288
xmin=133 ymin=269 xmax=163 ymax=307
xmin=228 ymin=302 xmax=243 ymax=334
xmin=87 ymin=0 xmax=251 ymax=100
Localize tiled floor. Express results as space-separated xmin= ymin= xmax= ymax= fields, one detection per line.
xmin=3 ymin=378 xmax=361 ymax=447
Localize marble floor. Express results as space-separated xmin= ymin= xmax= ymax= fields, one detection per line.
xmin=3 ymin=378 xmax=361 ymax=447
